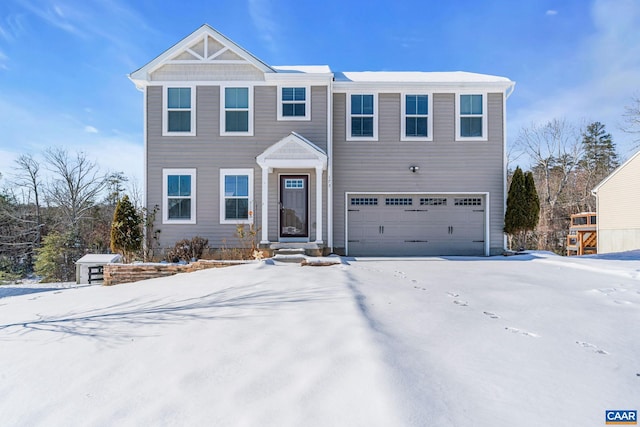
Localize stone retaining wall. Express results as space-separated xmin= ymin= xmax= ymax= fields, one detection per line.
xmin=103 ymin=260 xmax=245 ymax=286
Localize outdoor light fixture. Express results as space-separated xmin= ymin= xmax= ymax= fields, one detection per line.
xmin=409 ymin=165 xmax=420 ymax=173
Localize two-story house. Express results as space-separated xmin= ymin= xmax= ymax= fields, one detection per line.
xmin=129 ymin=24 xmax=515 ymax=257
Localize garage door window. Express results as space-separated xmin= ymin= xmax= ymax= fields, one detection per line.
xmin=421 ymin=198 xmax=447 ymax=206
xmin=385 ymin=198 xmax=413 ymax=206
xmin=351 ymin=198 xmax=378 ymax=206
xmin=454 ymin=198 xmax=482 ymax=206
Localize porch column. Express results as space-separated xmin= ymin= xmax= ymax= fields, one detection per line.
xmin=315 ymin=166 xmax=324 ymax=244
xmin=260 ymin=166 xmax=270 ymax=244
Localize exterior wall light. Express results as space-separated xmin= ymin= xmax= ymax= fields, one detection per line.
xmin=409 ymin=165 xmax=420 ymax=173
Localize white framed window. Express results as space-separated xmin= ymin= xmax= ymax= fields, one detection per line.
xmin=278 ymin=86 xmax=310 ymax=121
xmin=401 ymin=93 xmax=432 ymax=141
xmin=163 ymin=87 xmax=196 ymax=136
xmin=456 ymin=93 xmax=487 ymax=141
xmin=347 ymin=93 xmax=378 ymax=141
xmin=220 ymin=168 xmax=254 ymax=224
xmin=221 ymin=86 xmax=253 ymax=136
xmin=162 ymin=168 xmax=196 ymax=224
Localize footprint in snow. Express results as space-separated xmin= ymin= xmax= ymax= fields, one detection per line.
xmin=483 ymin=311 xmax=499 ymax=319
xmin=453 ymin=300 xmax=468 ymax=307
xmin=614 ymin=300 xmax=632 ymax=305
xmin=576 ymin=341 xmax=609 ymax=355
xmin=505 ymin=327 xmax=539 ymax=338
xmin=447 ymin=291 xmax=460 ymax=298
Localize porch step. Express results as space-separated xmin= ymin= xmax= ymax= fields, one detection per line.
xmin=269 ymin=242 xmax=323 ymax=257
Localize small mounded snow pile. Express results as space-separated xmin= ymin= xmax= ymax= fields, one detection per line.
xmin=0 ymin=252 xmax=638 ymax=426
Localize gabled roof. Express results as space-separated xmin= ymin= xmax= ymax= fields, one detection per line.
xmin=592 ymin=149 xmax=640 ymax=194
xmin=129 ymin=24 xmax=275 ymax=88
xmin=257 ymin=132 xmax=327 ymax=170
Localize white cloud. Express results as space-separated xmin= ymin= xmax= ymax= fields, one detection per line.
xmin=248 ymin=0 xmax=280 ymax=54
xmin=545 ymin=10 xmax=558 ymax=16
xmin=84 ymin=125 xmax=99 ymax=134
xmin=510 ymin=0 xmax=640 ymax=161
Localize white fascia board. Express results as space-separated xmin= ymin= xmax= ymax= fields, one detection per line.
xmin=332 ymin=80 xmax=514 ymax=93
xmin=264 ymin=73 xmax=333 ymax=85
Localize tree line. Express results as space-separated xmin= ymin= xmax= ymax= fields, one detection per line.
xmin=506 ymin=120 xmax=622 ymax=253
xmin=0 ymin=148 xmax=141 ymax=282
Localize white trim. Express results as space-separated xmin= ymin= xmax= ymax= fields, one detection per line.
xmin=162 ymin=168 xmax=197 ymax=225
xmin=346 ymin=93 xmax=378 ymax=141
xmin=162 ymin=86 xmax=196 ymax=136
xmin=400 ymin=92 xmax=433 ymax=142
xmin=592 ymin=149 xmax=640 ymax=194
xmin=455 ymin=93 xmax=488 ymax=141
xmin=220 ymin=85 xmax=254 ymax=136
xmin=344 ymin=191 xmax=490 ymax=256
xmin=220 ymin=168 xmax=254 ymax=225
xmin=277 ymin=85 xmax=311 ymax=121
xmin=278 ymin=173 xmax=311 ymax=241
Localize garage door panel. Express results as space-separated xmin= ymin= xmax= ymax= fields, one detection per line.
xmin=347 ymin=194 xmax=486 ymax=256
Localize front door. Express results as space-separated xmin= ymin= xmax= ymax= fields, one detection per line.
xmin=280 ymin=175 xmax=308 ymax=238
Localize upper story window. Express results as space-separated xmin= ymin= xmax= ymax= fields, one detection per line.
xmin=347 ymin=94 xmax=377 ymax=140
xmin=402 ymin=94 xmax=432 ymax=141
xmin=162 ymin=169 xmax=196 ymax=224
xmin=164 ymin=87 xmax=195 ymax=136
xmin=278 ymin=87 xmax=310 ymax=120
xmin=456 ymin=94 xmax=487 ymax=141
xmin=220 ymin=169 xmax=254 ymax=224
xmin=221 ymin=87 xmax=253 ymax=136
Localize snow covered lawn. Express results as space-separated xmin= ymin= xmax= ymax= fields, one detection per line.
xmin=1 ymin=253 xmax=639 ymax=426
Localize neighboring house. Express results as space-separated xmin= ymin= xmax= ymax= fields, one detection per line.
xmin=592 ymin=150 xmax=640 ymax=253
xmin=129 ymin=24 xmax=515 ymax=257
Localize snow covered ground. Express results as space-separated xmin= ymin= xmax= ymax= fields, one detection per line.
xmin=1 ymin=252 xmax=639 ymax=426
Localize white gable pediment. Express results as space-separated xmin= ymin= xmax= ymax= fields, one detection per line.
xmin=257 ymin=132 xmax=327 ymax=170
xmin=129 ymin=24 xmax=274 ymax=87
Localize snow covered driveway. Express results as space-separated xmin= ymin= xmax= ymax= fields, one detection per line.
xmin=1 ymin=253 xmax=639 ymax=426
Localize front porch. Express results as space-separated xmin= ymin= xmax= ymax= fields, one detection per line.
xmin=256 ymin=132 xmax=328 ymax=246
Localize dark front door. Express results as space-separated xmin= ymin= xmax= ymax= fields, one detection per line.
xmin=280 ymin=175 xmax=308 ymax=238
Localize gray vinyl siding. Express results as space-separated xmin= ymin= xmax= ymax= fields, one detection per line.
xmin=333 ymin=92 xmax=505 ymax=255
xmin=146 ymin=85 xmax=329 ymax=251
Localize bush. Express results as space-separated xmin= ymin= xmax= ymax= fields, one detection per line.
xmin=110 ymin=195 xmax=143 ymax=263
xmin=35 ymin=231 xmax=83 ymax=282
xmin=165 ymin=236 xmax=209 ymax=263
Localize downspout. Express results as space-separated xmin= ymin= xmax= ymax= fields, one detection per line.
xmin=502 ymin=82 xmax=516 ymax=253
xmin=327 ymin=75 xmax=334 ymax=251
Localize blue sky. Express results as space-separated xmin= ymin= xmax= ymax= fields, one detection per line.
xmin=0 ymin=0 xmax=639 ymax=184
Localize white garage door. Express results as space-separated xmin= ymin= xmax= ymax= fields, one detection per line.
xmin=347 ymin=194 xmax=486 ymax=256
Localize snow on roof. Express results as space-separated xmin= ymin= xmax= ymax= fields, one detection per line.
xmin=76 ymin=254 xmax=122 ymax=264
xmin=272 ymin=65 xmax=332 ymax=74
xmin=334 ymin=71 xmax=512 ymax=83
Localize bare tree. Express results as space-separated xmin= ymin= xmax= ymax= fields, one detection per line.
xmin=622 ymin=95 xmax=640 ymax=147
xmin=12 ymin=154 xmax=44 ymax=245
xmin=44 ymin=148 xmax=107 ymax=231
xmin=517 ymin=119 xmax=584 ymax=252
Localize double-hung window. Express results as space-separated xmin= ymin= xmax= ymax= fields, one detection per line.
xmin=221 ymin=87 xmax=253 ymax=135
xmin=162 ymin=169 xmax=196 ymax=224
xmin=348 ymin=94 xmax=377 ymax=140
xmin=164 ymin=87 xmax=195 ymax=135
xmin=278 ymin=87 xmax=310 ymax=120
xmin=402 ymin=94 xmax=431 ymax=141
xmin=220 ymin=169 xmax=254 ymax=224
xmin=457 ymin=94 xmax=487 ymax=140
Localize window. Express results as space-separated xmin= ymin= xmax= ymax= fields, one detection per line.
xmin=220 ymin=169 xmax=254 ymax=224
xmin=420 ymin=198 xmax=447 ymax=206
xmin=278 ymin=87 xmax=310 ymax=120
xmin=454 ymin=197 xmax=482 ymax=206
xmin=402 ymin=94 xmax=431 ymax=140
xmin=221 ymin=87 xmax=253 ymax=135
xmin=162 ymin=169 xmax=196 ymax=224
xmin=385 ymin=198 xmax=413 ymax=206
xmin=351 ymin=198 xmax=378 ymax=206
xmin=348 ymin=94 xmax=377 ymax=140
xmin=284 ymin=178 xmax=305 ymax=189
xmin=164 ymin=87 xmax=195 ymax=135
xmin=457 ymin=94 xmax=486 ymax=140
